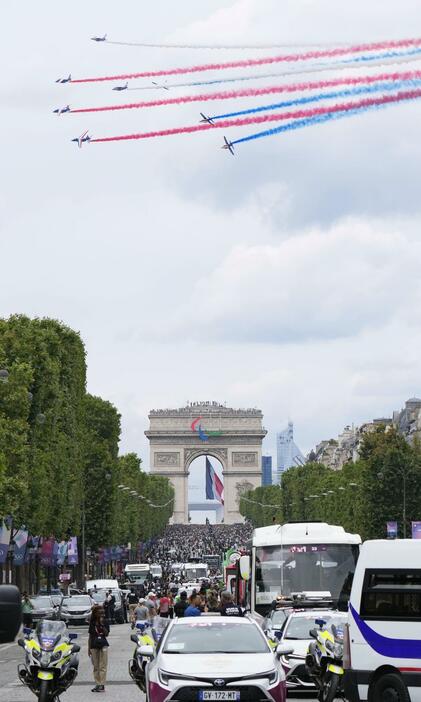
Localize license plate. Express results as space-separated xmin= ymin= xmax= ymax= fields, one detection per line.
xmin=199 ymin=692 xmax=240 ymax=701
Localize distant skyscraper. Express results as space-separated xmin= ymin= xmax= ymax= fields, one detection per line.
xmin=276 ymin=421 xmax=304 ymax=483
xmin=261 ymin=455 xmax=272 ymax=486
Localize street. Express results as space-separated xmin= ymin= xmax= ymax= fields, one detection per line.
xmin=0 ymin=621 xmax=326 ymax=702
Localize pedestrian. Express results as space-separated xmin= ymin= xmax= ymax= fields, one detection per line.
xmin=88 ymin=606 xmax=110 ymax=693
xmin=127 ymin=588 xmax=139 ymax=628
xmin=134 ymin=598 xmax=149 ymax=622
xmin=206 ymin=590 xmax=220 ymax=613
xmin=173 ymin=591 xmax=189 ymax=618
xmin=106 ymin=590 xmax=116 ymax=624
xmin=184 ymin=594 xmax=202 ymax=617
xmin=219 ymin=591 xmax=243 ymax=617
xmin=21 ymin=592 xmax=33 ymax=629
xmin=158 ymin=591 xmax=171 ymax=618
xmin=145 ymin=592 xmax=157 ymax=619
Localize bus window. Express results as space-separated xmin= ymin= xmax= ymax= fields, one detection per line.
xmin=360 ymin=569 xmax=421 ymax=620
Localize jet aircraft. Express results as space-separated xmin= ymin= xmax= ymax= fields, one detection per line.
xmin=112 ymin=82 xmax=129 ymax=91
xmin=152 ymin=81 xmax=169 ymax=90
xmin=71 ymin=130 xmax=91 ymax=148
xmin=53 ymin=105 xmax=70 ymax=115
xmin=222 ymin=136 xmax=235 ymax=155
xmin=56 ymin=74 xmax=71 ymax=84
xmin=200 ymin=113 xmax=215 ymax=124
xmin=91 ymin=34 xmax=107 ymax=41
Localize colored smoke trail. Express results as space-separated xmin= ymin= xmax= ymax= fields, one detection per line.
xmin=106 ymin=39 xmax=354 ymax=50
xmin=71 ymin=37 xmax=421 ymax=83
xmin=71 ymin=69 xmax=421 ymax=115
xmin=90 ymin=89 xmax=421 ymax=144
xmin=127 ymin=47 xmax=421 ymax=90
xmin=209 ymin=78 xmax=421 ymax=121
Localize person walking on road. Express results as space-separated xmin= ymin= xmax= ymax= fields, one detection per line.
xmin=88 ymin=606 xmax=110 ymax=693
xmin=21 ymin=593 xmax=33 ymax=629
xmin=127 ymin=589 xmax=139 ymax=628
xmin=173 ymin=591 xmax=189 ymax=618
xmin=219 ymin=591 xmax=243 ymax=617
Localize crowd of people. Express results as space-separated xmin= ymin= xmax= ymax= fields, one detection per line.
xmin=127 ymin=583 xmax=244 ymax=625
xmin=143 ymin=522 xmax=252 ymax=572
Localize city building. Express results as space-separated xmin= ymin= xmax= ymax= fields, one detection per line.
xmin=261 ymin=455 xmax=272 ymax=486
xmin=275 ymin=422 xmax=305 ymax=482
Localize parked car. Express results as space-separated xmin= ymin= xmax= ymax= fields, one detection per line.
xmin=30 ymin=595 xmax=60 ymax=623
xmin=90 ymin=589 xmax=126 ymax=624
xmin=277 ymin=609 xmax=348 ymax=691
xmin=145 ymin=615 xmax=289 ymax=702
xmin=60 ymin=595 xmax=94 ymax=626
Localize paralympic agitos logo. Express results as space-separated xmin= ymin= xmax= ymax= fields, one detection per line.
xmin=191 ymin=417 xmax=222 ymax=442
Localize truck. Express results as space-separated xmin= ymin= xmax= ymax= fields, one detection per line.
xmin=344 ymin=539 xmax=421 ymax=702
xmin=237 ymin=521 xmax=361 ymax=621
xmin=124 ymin=563 xmax=150 ymax=585
xmin=183 ymin=562 xmax=208 ymax=582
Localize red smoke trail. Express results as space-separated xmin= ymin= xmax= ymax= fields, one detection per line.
xmin=71 ymin=68 xmax=421 ymax=114
xmin=71 ymin=37 xmax=421 ymax=83
xmin=90 ymin=88 xmax=421 ymax=143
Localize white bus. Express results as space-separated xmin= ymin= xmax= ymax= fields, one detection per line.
xmin=150 ymin=564 xmax=163 ymax=579
xmin=183 ymin=562 xmax=208 ymax=581
xmin=344 ymin=539 xmax=421 ymax=702
xmin=124 ymin=563 xmax=150 ymax=585
xmin=239 ymin=521 xmax=361 ymax=620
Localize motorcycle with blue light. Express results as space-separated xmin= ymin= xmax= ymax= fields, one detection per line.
xmin=305 ymin=618 xmax=345 ymax=702
xmin=18 ymin=620 xmax=80 ymax=702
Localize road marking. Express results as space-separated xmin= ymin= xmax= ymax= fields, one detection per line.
xmin=0 ymin=642 xmax=17 ymax=652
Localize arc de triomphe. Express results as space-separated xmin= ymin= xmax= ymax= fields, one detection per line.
xmin=146 ymin=402 xmax=267 ymax=524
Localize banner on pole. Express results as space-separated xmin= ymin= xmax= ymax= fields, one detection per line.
xmin=67 ymin=537 xmax=79 ymax=565
xmin=0 ymin=517 xmax=12 ymax=564
xmin=40 ymin=537 xmax=56 ymax=567
xmin=56 ymin=541 xmax=68 ymax=566
xmin=13 ymin=529 xmax=29 ymax=566
xmin=412 ymin=521 xmax=421 ymax=539
xmin=386 ymin=521 xmax=398 ymax=539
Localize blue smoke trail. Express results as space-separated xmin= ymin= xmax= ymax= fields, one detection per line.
xmin=231 ymin=92 xmax=421 ymax=146
xmin=210 ymin=78 xmax=421 ymax=121
xmin=129 ymin=46 xmax=421 ymax=91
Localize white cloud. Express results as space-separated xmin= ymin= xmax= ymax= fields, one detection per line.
xmin=158 ymin=217 xmax=421 ymax=343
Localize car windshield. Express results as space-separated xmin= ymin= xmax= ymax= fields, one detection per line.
xmin=271 ymin=610 xmax=288 ymax=627
xmin=31 ymin=597 xmax=52 ymax=607
xmin=163 ymin=621 xmax=269 ymax=654
xmin=63 ymin=596 xmax=91 ymax=606
xmin=91 ymin=592 xmax=106 ymax=602
xmin=284 ymin=614 xmax=347 ymax=640
xmin=255 ymin=543 xmax=359 ymax=613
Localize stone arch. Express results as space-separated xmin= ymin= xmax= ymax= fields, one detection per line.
xmin=145 ymin=402 xmax=266 ymax=524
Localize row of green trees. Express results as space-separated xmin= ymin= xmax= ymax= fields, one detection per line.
xmin=0 ymin=315 xmax=174 ymax=552
xmin=240 ymin=427 xmax=421 ymax=539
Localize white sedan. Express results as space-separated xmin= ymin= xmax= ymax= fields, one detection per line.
xmin=277 ymin=609 xmax=348 ymax=691
xmin=143 ymin=615 xmax=290 ymax=701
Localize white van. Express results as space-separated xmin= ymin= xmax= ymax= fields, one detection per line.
xmin=344 ymin=539 xmax=421 ymax=702
xmin=86 ymin=578 xmax=119 ymax=592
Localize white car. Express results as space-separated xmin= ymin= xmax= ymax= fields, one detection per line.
xmin=278 ymin=609 xmax=348 ymax=690
xmin=144 ymin=615 xmax=289 ymax=702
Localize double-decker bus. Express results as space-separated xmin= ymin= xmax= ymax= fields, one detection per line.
xmin=238 ymin=521 xmax=361 ymax=621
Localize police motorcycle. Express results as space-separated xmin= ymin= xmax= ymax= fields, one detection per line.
xmin=129 ymin=616 xmax=168 ymax=692
xmin=129 ymin=621 xmax=156 ymax=692
xmin=18 ymin=620 xmax=80 ymax=702
xmin=305 ymin=618 xmax=345 ymax=702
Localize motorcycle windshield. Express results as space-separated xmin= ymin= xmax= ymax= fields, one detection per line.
xmin=36 ymin=620 xmax=67 ymax=650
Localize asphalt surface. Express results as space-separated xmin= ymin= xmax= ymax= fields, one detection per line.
xmin=0 ymin=622 xmax=330 ymax=701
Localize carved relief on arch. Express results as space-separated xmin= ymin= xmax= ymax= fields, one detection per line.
xmin=184 ymin=447 xmax=228 ymax=470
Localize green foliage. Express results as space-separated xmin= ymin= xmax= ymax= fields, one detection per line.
xmin=241 ymin=427 xmax=421 ymax=539
xmin=0 ymin=315 xmax=174 ymax=550
xmin=240 ymin=485 xmax=283 ymax=527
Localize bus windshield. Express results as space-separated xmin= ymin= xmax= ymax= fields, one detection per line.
xmin=255 ymin=543 xmax=358 ymax=613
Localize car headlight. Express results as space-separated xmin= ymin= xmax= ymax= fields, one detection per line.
xmin=268 ymin=669 xmax=279 ymax=685
xmin=32 ymin=649 xmax=41 ymax=660
xmin=51 ymin=651 xmax=62 ymax=662
xmin=158 ymin=669 xmax=171 ymax=686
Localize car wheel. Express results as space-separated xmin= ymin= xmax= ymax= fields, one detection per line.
xmin=371 ymin=673 xmax=410 ymax=702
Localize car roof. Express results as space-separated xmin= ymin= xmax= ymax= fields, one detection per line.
xmin=171 ymin=615 xmax=255 ymax=626
xmin=286 ymin=608 xmax=346 ymax=620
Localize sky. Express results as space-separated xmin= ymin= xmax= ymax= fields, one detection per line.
xmin=2 ymin=1 xmax=421 ymax=505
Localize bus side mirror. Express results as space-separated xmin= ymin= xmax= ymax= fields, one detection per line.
xmin=239 ymin=555 xmax=250 ymax=581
